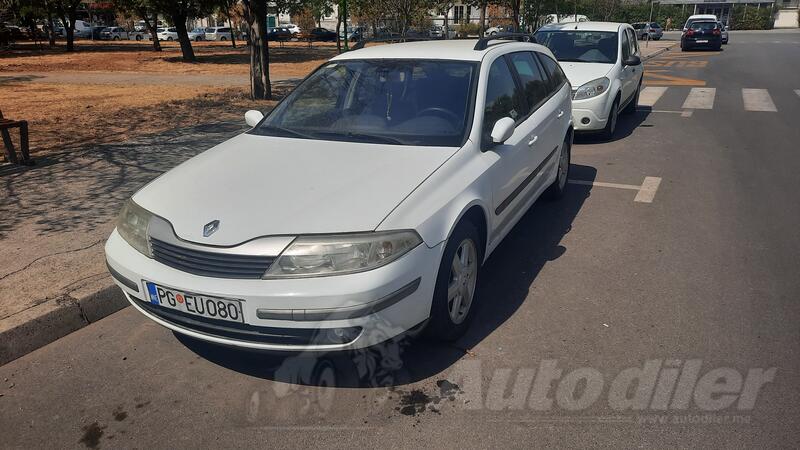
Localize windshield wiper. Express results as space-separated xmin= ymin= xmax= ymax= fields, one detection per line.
xmin=318 ymin=131 xmax=404 ymax=145
xmin=258 ymin=124 xmax=316 ymax=140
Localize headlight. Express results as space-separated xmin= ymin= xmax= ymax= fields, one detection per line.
xmin=573 ymin=77 xmax=610 ymax=100
xmin=263 ymin=231 xmax=422 ymax=278
xmin=116 ymin=199 xmax=153 ymax=257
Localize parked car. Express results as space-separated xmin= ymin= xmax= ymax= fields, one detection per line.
xmin=535 ymin=21 xmax=643 ymax=139
xmin=105 ymin=37 xmax=573 ymax=351
xmin=71 ymin=20 xmax=93 ymax=38
xmin=683 ymin=14 xmax=718 ymax=31
xmin=188 ymin=27 xmax=206 ymax=41
xmin=90 ymin=26 xmax=107 ymax=40
xmin=281 ymin=23 xmax=301 ymax=34
xmin=718 ymin=21 xmax=729 ymax=44
xmin=100 ymin=27 xmax=129 ymax=40
xmin=681 ymin=20 xmax=722 ymax=51
xmin=267 ymin=27 xmax=292 ymax=41
xmin=205 ymin=26 xmax=232 ymax=41
xmin=157 ymin=27 xmax=179 ymax=41
xmin=309 ymin=27 xmax=337 ymax=42
xmin=632 ymin=22 xmax=663 ymax=40
xmin=484 ymin=26 xmax=509 ymax=36
xmin=129 ymin=30 xmax=148 ymax=41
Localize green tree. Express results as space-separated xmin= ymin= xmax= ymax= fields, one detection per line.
xmin=149 ymin=0 xmax=216 ymax=61
xmin=112 ymin=0 xmax=162 ymax=52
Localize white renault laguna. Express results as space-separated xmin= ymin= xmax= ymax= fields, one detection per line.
xmin=535 ymin=22 xmax=643 ymax=139
xmin=105 ymin=36 xmax=573 ymax=351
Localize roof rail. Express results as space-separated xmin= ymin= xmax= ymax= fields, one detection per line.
xmin=473 ymin=33 xmax=537 ymax=51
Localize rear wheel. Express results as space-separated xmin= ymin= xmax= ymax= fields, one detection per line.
xmin=544 ymin=135 xmax=571 ymax=201
xmin=167 ymin=37 xmax=173 ymax=41
xmin=220 ymin=36 xmax=227 ymax=41
xmin=425 ymin=221 xmax=482 ymax=342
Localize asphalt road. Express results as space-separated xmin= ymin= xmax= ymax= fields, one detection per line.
xmin=2 ymin=31 xmax=799 ymax=449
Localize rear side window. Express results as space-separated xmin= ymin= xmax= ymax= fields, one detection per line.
xmin=691 ymin=21 xmax=718 ymax=31
xmin=507 ymin=52 xmax=549 ymax=113
xmin=483 ymin=58 xmax=524 ymax=135
xmin=536 ymin=53 xmax=567 ymax=93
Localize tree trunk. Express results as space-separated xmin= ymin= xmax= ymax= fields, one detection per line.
xmin=479 ymin=4 xmax=486 ymax=36
xmin=244 ymin=0 xmax=271 ymax=100
xmin=46 ymin=12 xmax=56 ymax=47
xmin=64 ymin=10 xmax=76 ymax=52
xmin=139 ymin=9 xmax=162 ymax=52
xmin=335 ymin=13 xmax=342 ymax=52
xmin=171 ymin=13 xmax=195 ymax=62
xmin=228 ymin=16 xmax=237 ymax=48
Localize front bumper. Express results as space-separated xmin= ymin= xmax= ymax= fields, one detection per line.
xmin=571 ymin=91 xmax=613 ymax=131
xmin=105 ymin=229 xmax=443 ymax=351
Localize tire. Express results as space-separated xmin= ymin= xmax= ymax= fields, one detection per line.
xmin=425 ymin=220 xmax=482 ymax=342
xmin=220 ymin=36 xmax=227 ymax=41
xmin=600 ymin=98 xmax=619 ymax=141
xmin=544 ymin=134 xmax=572 ymax=201
xmin=135 ymin=35 xmax=142 ymax=41
xmin=113 ymin=36 xmax=120 ymax=41
xmin=167 ymin=37 xmax=173 ymax=41
xmin=623 ymin=82 xmax=640 ymax=115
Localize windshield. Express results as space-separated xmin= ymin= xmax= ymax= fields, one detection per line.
xmin=534 ymin=30 xmax=619 ymax=64
xmin=253 ymin=59 xmax=478 ymax=147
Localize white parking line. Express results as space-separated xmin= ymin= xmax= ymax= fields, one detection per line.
xmin=568 ymin=176 xmax=663 ymax=203
xmin=639 ymin=87 xmax=668 ymax=107
xmin=634 ymin=177 xmax=663 ymax=203
xmin=742 ymin=88 xmax=777 ymax=112
xmin=682 ymin=87 xmax=716 ymax=110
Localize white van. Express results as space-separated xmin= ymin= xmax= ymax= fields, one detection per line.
xmin=72 ymin=20 xmax=93 ymax=38
xmin=683 ymin=14 xmax=718 ymax=31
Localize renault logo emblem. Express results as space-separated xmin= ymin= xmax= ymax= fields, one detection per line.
xmin=203 ymin=220 xmax=220 ymax=237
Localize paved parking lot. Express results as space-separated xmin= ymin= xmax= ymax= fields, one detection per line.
xmin=1 ymin=31 xmax=799 ymax=448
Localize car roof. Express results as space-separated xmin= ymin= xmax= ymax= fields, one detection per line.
xmin=536 ymin=21 xmax=625 ymax=33
xmin=333 ymin=39 xmax=552 ymax=62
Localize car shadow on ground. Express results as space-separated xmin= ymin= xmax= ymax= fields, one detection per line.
xmin=178 ymin=163 xmax=597 ymax=388
xmin=574 ymin=106 xmax=650 ymax=144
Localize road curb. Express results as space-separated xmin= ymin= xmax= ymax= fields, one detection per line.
xmin=0 ymin=278 xmax=127 ymax=366
xmin=642 ymin=42 xmax=677 ymax=61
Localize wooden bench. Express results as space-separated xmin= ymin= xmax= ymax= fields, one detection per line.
xmin=0 ymin=109 xmax=33 ymax=165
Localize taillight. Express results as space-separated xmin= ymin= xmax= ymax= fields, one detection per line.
xmin=686 ymin=29 xmax=694 ymax=36
xmin=713 ymin=29 xmax=721 ymax=35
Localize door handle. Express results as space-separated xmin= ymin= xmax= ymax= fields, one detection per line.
xmin=556 ymin=110 xmax=565 ymax=119
xmin=528 ymin=135 xmax=538 ymax=146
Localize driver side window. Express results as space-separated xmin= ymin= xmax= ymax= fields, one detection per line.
xmin=483 ymin=58 xmax=523 ymax=138
xmin=621 ymin=30 xmax=631 ymax=61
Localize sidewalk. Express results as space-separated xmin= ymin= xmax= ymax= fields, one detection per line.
xmin=0 ymin=122 xmax=244 ymax=365
xmin=639 ymin=39 xmax=678 ymax=60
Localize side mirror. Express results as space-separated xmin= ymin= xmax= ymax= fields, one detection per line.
xmin=624 ymin=55 xmax=641 ymax=66
xmin=490 ymin=117 xmax=516 ymax=144
xmin=245 ymin=110 xmax=264 ymax=127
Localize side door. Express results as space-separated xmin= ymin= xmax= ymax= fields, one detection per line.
xmin=507 ymin=51 xmax=564 ymax=196
xmin=536 ymin=51 xmax=572 ymax=148
xmin=482 ymin=55 xmax=540 ymax=223
xmin=619 ymin=28 xmax=636 ymax=102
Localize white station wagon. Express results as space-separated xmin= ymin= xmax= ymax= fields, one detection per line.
xmin=105 ymin=36 xmax=573 ymax=351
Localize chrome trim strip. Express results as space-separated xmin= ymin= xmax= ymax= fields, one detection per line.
xmin=148 ymin=215 xmax=294 ymax=257
xmin=256 ymin=277 xmax=422 ymax=321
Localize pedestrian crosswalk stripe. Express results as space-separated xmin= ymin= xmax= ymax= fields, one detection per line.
xmin=742 ymin=89 xmax=777 ymax=112
xmin=682 ymin=87 xmax=716 ymax=110
xmin=639 ymin=87 xmax=668 ymax=107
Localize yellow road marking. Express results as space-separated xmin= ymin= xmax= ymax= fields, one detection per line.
xmin=643 ymin=70 xmax=706 ymax=86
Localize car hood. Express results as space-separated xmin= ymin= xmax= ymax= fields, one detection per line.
xmin=133 ymin=133 xmax=458 ymax=246
xmin=559 ymin=62 xmax=614 ymax=88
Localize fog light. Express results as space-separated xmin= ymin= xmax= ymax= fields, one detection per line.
xmin=581 ymin=117 xmax=590 ymax=125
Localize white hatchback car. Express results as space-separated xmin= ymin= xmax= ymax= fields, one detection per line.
xmin=105 ymin=37 xmax=573 ymax=351
xmin=535 ymin=22 xmax=643 ymax=139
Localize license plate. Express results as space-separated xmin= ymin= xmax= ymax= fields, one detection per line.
xmin=144 ymin=281 xmax=244 ymax=323
xmin=696 ymin=39 xmax=708 ymax=43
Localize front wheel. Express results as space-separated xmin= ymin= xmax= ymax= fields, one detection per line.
xmin=135 ymin=35 xmax=142 ymax=41
xmin=220 ymin=36 xmax=227 ymax=41
xmin=600 ymin=99 xmax=619 ymax=141
xmin=425 ymin=221 xmax=482 ymax=342
xmin=167 ymin=37 xmax=173 ymax=41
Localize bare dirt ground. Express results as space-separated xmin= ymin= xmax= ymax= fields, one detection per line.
xmin=1 ymin=39 xmax=332 ymax=158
